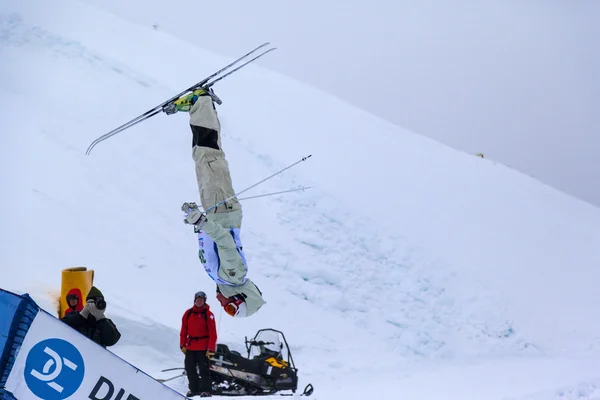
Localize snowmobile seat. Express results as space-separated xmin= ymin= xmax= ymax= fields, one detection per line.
xmin=216 ymin=343 xmax=241 ymax=357
xmin=215 ymin=344 xmax=257 ymax=372
xmin=216 ymin=343 xmax=230 ymax=354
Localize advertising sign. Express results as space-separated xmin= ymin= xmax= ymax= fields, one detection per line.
xmin=5 ymin=311 xmax=184 ymax=400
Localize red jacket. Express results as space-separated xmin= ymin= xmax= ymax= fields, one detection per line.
xmin=180 ymin=304 xmax=217 ymax=351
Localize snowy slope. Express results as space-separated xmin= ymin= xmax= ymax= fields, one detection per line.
xmin=75 ymin=0 xmax=600 ymax=211
xmin=2 ymin=0 xmax=600 ymax=399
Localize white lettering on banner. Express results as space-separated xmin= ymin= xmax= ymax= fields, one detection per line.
xmin=5 ymin=311 xmax=185 ymax=400
xmin=89 ymin=376 xmax=140 ymax=400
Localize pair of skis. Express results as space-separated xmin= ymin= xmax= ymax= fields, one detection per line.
xmin=86 ymin=41 xmax=312 ymax=213
xmin=85 ymin=42 xmax=276 ymax=155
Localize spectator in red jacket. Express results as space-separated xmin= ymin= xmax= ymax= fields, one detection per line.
xmin=180 ymin=291 xmax=217 ymax=398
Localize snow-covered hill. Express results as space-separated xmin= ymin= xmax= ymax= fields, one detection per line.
xmin=1 ymin=0 xmax=600 ymax=399
xmin=75 ymin=0 xmax=600 ymax=210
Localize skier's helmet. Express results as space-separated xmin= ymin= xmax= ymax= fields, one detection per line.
xmin=224 ymin=295 xmax=247 ymax=317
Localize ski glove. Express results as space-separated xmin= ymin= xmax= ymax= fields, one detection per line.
xmin=181 ymin=202 xmax=207 ymax=228
xmin=79 ymin=303 xmax=91 ymax=319
xmin=181 ymin=346 xmax=187 ymax=354
xmin=206 ymin=350 xmax=214 ymax=359
xmin=88 ymin=301 xmax=106 ymax=320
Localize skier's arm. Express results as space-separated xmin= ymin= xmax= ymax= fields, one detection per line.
xmin=96 ymin=318 xmax=121 ymax=347
xmin=201 ymin=219 xmax=247 ymax=285
xmin=202 ymin=219 xmax=243 ymax=265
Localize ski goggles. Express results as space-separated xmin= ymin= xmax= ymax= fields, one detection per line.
xmin=66 ymin=294 xmax=79 ymax=303
xmin=194 ymin=291 xmax=207 ymax=300
xmin=224 ymin=296 xmax=247 ymax=317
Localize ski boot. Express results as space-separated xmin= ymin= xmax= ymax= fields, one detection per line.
xmin=163 ymin=87 xmax=222 ymax=115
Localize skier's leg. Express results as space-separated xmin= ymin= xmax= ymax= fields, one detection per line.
xmin=192 ymin=147 xmax=241 ymax=214
xmin=184 ymin=350 xmax=200 ymax=394
xmin=189 ymin=97 xmax=241 ymax=214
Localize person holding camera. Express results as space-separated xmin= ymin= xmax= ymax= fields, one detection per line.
xmin=61 ymin=286 xmax=121 ymax=348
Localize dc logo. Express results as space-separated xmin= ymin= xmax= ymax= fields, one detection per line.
xmin=25 ymin=338 xmax=85 ymax=399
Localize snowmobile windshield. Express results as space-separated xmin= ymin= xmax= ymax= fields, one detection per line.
xmin=250 ymin=331 xmax=284 ymax=360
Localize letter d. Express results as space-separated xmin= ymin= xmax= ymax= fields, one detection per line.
xmin=89 ymin=376 xmax=115 ymax=400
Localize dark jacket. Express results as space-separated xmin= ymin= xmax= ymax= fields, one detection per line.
xmin=180 ymin=304 xmax=217 ymax=351
xmin=61 ymin=311 xmax=121 ymax=347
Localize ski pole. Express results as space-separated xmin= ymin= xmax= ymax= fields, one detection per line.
xmin=156 ymin=371 xmax=186 ymax=383
xmin=237 ymin=186 xmax=311 ymax=202
xmin=203 ymin=155 xmax=312 ymax=214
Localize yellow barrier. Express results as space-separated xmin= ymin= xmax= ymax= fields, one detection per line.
xmin=59 ymin=267 xmax=94 ymax=318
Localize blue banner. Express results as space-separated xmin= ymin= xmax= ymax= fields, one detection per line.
xmin=0 ymin=288 xmax=185 ymax=400
xmin=0 ymin=289 xmax=38 ymax=399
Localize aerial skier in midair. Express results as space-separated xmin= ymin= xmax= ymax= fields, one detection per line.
xmin=165 ymin=87 xmax=266 ymax=318
xmin=85 ymin=44 xmax=311 ymax=319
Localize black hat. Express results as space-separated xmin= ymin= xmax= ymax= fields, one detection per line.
xmin=86 ymin=286 xmax=104 ymax=301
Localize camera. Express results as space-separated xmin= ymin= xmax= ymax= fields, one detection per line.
xmin=94 ymin=298 xmax=106 ymax=310
xmin=86 ymin=297 xmax=106 ymax=310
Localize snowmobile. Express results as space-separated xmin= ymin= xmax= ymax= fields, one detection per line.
xmin=157 ymin=329 xmax=313 ymax=397
xmin=210 ymin=328 xmax=313 ymax=396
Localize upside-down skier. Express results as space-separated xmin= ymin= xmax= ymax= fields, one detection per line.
xmin=165 ymin=88 xmax=266 ymax=318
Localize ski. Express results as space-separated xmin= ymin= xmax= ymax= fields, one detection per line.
xmin=204 ymin=47 xmax=277 ymax=89
xmin=155 ymin=371 xmax=186 ymax=383
xmin=85 ymin=42 xmax=275 ymax=155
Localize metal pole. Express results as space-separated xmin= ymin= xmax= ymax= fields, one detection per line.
xmin=237 ymin=186 xmax=311 ymax=202
xmin=203 ymin=155 xmax=312 ymax=214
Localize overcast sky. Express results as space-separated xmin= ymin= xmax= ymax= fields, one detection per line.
xmin=84 ymin=0 xmax=600 ymax=207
